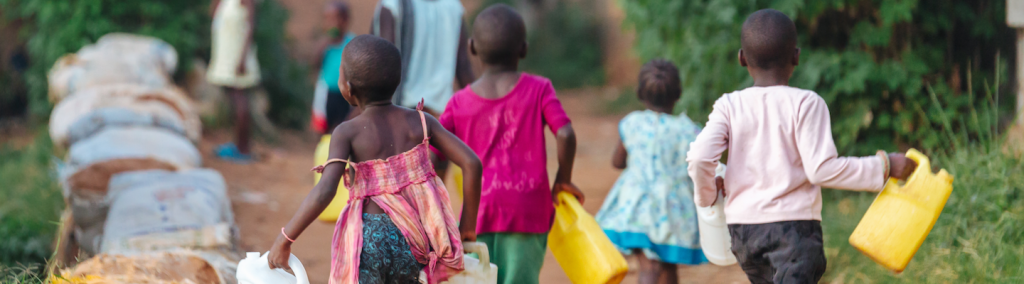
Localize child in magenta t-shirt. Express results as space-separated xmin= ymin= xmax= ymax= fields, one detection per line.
xmin=435 ymin=4 xmax=584 ymax=284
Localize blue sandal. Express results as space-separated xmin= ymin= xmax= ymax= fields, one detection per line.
xmin=215 ymin=142 xmax=253 ymax=164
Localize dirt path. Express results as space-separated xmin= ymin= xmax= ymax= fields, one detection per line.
xmin=205 ymin=92 xmax=748 ymax=284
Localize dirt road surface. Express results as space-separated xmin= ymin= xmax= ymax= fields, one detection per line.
xmin=205 ymin=92 xmax=748 ymax=283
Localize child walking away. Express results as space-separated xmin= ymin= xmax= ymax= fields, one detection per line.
xmin=686 ymin=9 xmax=917 ymax=284
xmin=435 ymin=5 xmax=583 ymax=284
xmin=311 ymin=1 xmax=357 ymax=134
xmin=596 ymin=60 xmax=706 ymax=284
xmin=266 ymin=35 xmax=483 ymax=284
xmin=208 ymin=0 xmax=260 ymax=162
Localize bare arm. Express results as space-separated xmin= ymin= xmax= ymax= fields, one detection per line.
xmin=237 ymin=0 xmax=257 ymax=75
xmin=267 ymin=124 xmax=351 ymax=270
xmin=454 ymin=24 xmax=474 ymax=89
xmin=425 ymin=114 xmax=481 ymax=241
xmin=552 ymin=124 xmax=584 ymax=203
xmin=612 ymin=139 xmax=627 ymax=169
xmin=378 ymin=7 xmax=396 ymax=44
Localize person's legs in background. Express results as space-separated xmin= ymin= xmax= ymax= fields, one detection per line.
xmin=635 ymin=250 xmax=679 ymax=284
xmin=216 ymin=87 xmax=253 ymax=162
xmin=230 ymin=88 xmax=251 ymax=154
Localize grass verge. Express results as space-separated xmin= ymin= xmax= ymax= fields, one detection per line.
xmin=1 ymin=130 xmax=64 ymax=282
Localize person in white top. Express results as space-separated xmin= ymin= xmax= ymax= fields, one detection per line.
xmin=208 ymin=0 xmax=259 ymax=162
xmin=372 ymin=0 xmax=475 ymax=116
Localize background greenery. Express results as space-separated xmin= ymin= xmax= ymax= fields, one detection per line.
xmin=621 ymin=0 xmax=1023 ymax=281
xmin=620 ymin=0 xmax=1015 ymax=155
xmin=0 ymin=132 xmax=63 ymax=270
xmin=0 ymin=0 xmax=311 ymax=128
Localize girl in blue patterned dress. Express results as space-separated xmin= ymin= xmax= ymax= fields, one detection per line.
xmin=596 ymin=59 xmax=707 ymax=284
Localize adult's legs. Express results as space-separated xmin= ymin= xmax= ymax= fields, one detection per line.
xmin=229 ymin=88 xmax=251 ymax=154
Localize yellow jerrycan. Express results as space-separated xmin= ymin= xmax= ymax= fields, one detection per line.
xmin=314 ymin=135 xmax=350 ymax=222
xmin=849 ymin=148 xmax=954 ymax=272
xmin=549 ymin=192 xmax=628 ymax=284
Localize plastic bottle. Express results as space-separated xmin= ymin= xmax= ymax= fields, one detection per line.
xmin=849 ymin=149 xmax=954 ymax=273
xmin=695 ymin=164 xmax=737 ymax=266
xmin=236 ymin=252 xmax=309 ymax=284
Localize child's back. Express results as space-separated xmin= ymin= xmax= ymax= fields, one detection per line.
xmin=266 ymin=35 xmax=483 ymax=284
xmin=692 ymin=85 xmax=884 ymax=224
xmin=597 ymin=60 xmax=706 ymax=283
xmin=437 ymin=5 xmax=581 ymax=284
xmin=686 ymin=10 xmax=915 ymax=284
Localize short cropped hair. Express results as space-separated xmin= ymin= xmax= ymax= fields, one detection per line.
xmin=342 ymin=35 xmax=402 ymax=102
xmin=740 ymin=9 xmax=798 ymax=70
xmin=472 ymin=4 xmax=527 ymax=64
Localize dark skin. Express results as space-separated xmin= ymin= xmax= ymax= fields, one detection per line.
xmin=737 ymin=48 xmax=917 ymax=180
xmin=211 ymin=0 xmax=257 ymax=154
xmin=312 ymin=5 xmax=350 ymax=70
xmin=466 ymin=37 xmax=585 ymax=203
xmin=266 ymin=62 xmax=483 ymax=272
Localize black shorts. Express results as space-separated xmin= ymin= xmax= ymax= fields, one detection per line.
xmin=728 ymin=220 xmax=827 ymax=284
xmin=326 ymin=89 xmax=352 ymax=131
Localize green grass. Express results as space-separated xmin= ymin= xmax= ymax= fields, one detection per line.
xmin=0 ymin=131 xmax=64 ymax=275
xmin=821 ymin=143 xmax=1024 ymax=283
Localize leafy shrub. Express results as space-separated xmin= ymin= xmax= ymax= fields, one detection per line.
xmin=476 ymin=0 xmax=605 ymax=89
xmin=620 ymin=0 xmax=1014 ymax=155
xmin=0 ymin=0 xmax=210 ymax=119
xmin=0 ymin=0 xmax=311 ymax=128
xmin=820 ymin=81 xmax=1024 ymax=282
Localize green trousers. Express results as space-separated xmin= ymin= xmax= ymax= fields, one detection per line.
xmin=477 ymin=232 xmax=548 ymax=284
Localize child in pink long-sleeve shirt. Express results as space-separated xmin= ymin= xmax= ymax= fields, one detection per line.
xmin=686 ymin=9 xmax=916 ymax=284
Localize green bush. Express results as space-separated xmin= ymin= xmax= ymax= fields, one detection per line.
xmin=475 ymin=0 xmax=605 ymax=89
xmin=0 ymin=132 xmax=63 ymax=268
xmin=620 ymin=0 xmax=1014 ymax=155
xmin=0 ymin=0 xmax=311 ymax=128
xmin=0 ymin=0 xmax=210 ymax=119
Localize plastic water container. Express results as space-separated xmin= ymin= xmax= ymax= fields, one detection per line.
xmin=420 ymin=242 xmax=497 ymax=284
xmin=849 ymin=149 xmax=954 ymax=273
xmin=549 ymin=192 xmax=628 ymax=284
xmin=695 ymin=164 xmax=737 ymax=266
xmin=314 ymin=135 xmax=350 ymax=223
xmin=236 ymin=252 xmax=309 ymax=284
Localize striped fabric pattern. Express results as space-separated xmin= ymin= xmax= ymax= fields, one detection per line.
xmin=329 ymin=140 xmax=465 ymax=284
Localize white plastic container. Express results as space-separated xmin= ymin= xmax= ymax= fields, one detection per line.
xmin=420 ymin=242 xmax=497 ymax=284
xmin=236 ymin=252 xmax=309 ymax=284
xmin=695 ymin=164 xmax=737 ymax=266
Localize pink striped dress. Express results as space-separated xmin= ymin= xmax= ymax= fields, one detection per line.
xmin=321 ymin=108 xmax=464 ymax=284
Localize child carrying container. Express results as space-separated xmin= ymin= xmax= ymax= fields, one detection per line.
xmin=596 ymin=60 xmax=710 ymax=284
xmin=266 ymin=35 xmax=483 ymax=284
xmin=434 ymin=5 xmax=583 ymax=284
xmin=686 ymin=9 xmax=917 ymax=284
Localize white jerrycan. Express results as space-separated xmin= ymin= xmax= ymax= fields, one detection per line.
xmin=236 ymin=251 xmax=310 ymax=284
xmin=420 ymin=242 xmax=498 ymax=284
xmin=695 ymin=164 xmax=738 ymax=266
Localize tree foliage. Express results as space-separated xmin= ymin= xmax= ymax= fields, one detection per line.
xmin=0 ymin=0 xmax=310 ymax=128
xmin=620 ymin=0 xmax=1014 ymax=154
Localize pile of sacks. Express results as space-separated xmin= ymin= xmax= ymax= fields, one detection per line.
xmin=49 ymin=33 xmax=239 ymax=284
